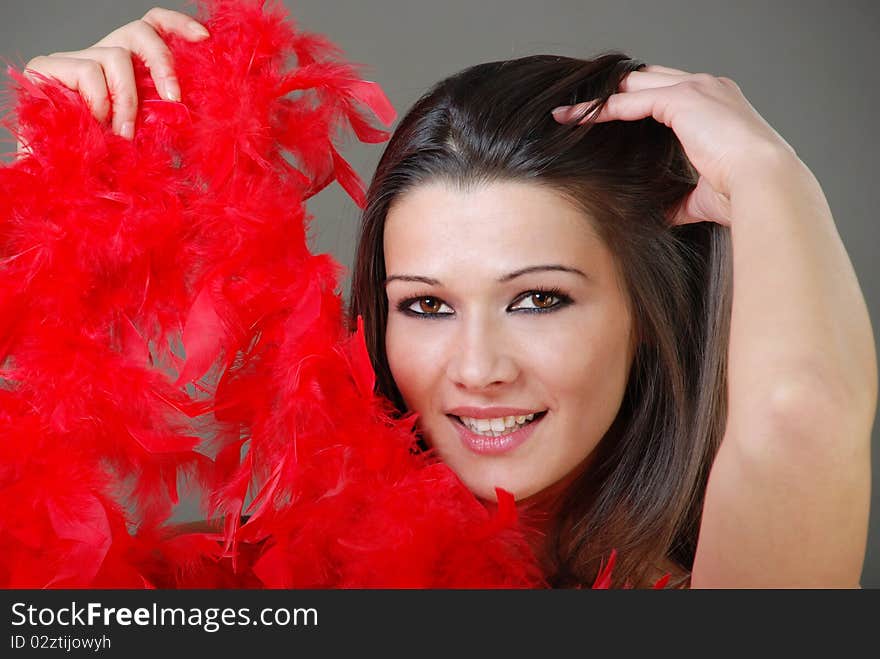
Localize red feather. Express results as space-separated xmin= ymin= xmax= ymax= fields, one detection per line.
xmin=0 ymin=0 xmax=641 ymax=589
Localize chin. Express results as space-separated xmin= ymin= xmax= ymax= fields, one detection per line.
xmin=459 ymin=473 xmax=548 ymax=503
xmin=457 ymin=461 xmax=589 ymax=506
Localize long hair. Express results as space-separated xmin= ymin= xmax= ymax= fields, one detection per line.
xmin=348 ymin=53 xmax=732 ymax=588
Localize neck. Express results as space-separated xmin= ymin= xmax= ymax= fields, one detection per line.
xmin=482 ymin=461 xmax=591 ymax=574
xmin=519 ymin=472 xmax=578 ymax=569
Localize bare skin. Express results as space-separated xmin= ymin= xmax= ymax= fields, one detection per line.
xmin=384 ymin=181 xmax=636 ymax=503
xmin=21 ymin=11 xmax=877 ymax=588
xmin=556 ymin=67 xmax=876 ymax=587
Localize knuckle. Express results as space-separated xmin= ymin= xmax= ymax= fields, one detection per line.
xmin=691 ymin=72 xmax=717 ymax=86
xmin=678 ymin=79 xmax=702 ymax=95
xmin=25 ymin=55 xmax=46 ymax=70
xmin=156 ymin=49 xmax=176 ymax=72
xmin=130 ymin=19 xmax=153 ymax=37
xmin=119 ymin=19 xmax=143 ymax=36
xmin=105 ymin=46 xmax=130 ymax=60
xmin=78 ymin=59 xmax=104 ymax=78
xmin=115 ymin=91 xmax=138 ymax=110
xmin=119 ymin=18 xmax=153 ymax=43
xmin=88 ymin=94 xmax=111 ymax=118
xmin=718 ymin=76 xmax=741 ymax=91
xmin=142 ymin=6 xmax=171 ymax=24
xmin=103 ymin=46 xmax=137 ymax=71
xmin=96 ymin=21 xmax=136 ymax=48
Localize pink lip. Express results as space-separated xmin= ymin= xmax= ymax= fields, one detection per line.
xmin=446 ymin=406 xmax=545 ymax=419
xmin=449 ymin=412 xmax=546 ymax=456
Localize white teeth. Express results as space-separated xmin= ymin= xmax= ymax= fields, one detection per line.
xmin=457 ymin=412 xmax=543 ymax=437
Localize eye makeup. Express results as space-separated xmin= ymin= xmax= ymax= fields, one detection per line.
xmin=395 ymin=286 xmax=573 ymax=319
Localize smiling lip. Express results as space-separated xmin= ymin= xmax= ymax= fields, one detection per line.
xmin=448 ymin=412 xmax=546 ymax=456
xmin=446 ymin=406 xmax=545 ymax=419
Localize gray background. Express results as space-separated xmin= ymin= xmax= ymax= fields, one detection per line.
xmin=1 ymin=0 xmax=877 ymax=586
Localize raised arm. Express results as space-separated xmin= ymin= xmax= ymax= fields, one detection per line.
xmin=692 ymin=148 xmax=875 ymax=587
xmin=554 ymin=66 xmax=876 ymax=587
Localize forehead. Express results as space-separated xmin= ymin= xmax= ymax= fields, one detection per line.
xmin=383 ymin=180 xmax=610 ymax=274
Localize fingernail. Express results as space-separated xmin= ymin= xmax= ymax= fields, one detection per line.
xmin=552 ymin=106 xmax=572 ymax=121
xmin=120 ymin=121 xmax=134 ymax=140
xmin=188 ymin=22 xmax=210 ymax=38
xmin=163 ymin=78 xmax=181 ymax=102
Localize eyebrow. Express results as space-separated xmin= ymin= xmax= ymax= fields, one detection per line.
xmin=384 ymin=265 xmax=590 ymax=286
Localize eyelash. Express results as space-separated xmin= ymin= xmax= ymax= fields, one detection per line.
xmin=396 ymin=287 xmax=572 ymax=319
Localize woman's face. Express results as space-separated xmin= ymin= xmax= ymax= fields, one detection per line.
xmin=383 ymin=180 xmax=636 ymax=502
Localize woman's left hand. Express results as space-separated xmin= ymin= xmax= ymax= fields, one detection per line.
xmin=552 ymin=65 xmax=799 ymax=226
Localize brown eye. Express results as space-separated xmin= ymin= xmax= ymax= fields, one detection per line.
xmin=403 ymin=296 xmax=453 ymax=315
xmin=509 ymin=289 xmax=569 ymax=312
xmin=419 ymin=297 xmax=442 ymax=313
xmin=530 ymin=292 xmax=558 ymax=309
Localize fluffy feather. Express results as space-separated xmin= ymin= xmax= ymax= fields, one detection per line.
xmin=0 ymin=0 xmax=653 ymax=589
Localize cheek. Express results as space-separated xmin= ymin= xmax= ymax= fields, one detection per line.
xmin=532 ymin=313 xmax=633 ymax=410
xmin=385 ymin=319 xmax=445 ymax=407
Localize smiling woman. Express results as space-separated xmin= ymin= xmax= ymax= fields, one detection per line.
xmin=348 ymin=51 xmax=875 ymax=589
xmin=349 ymin=54 xmax=733 ymax=588
xmin=383 ymin=181 xmax=636 ymax=506
xmin=11 ymin=3 xmax=875 ymax=589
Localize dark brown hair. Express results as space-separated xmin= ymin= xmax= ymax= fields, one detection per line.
xmin=348 ymin=53 xmax=731 ymax=588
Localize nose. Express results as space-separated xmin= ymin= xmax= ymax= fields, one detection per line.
xmin=445 ymin=313 xmax=519 ymax=391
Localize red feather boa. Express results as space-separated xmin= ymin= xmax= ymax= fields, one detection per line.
xmin=0 ymin=0 xmax=658 ymax=589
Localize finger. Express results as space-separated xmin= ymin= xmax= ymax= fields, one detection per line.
xmin=141 ymin=7 xmax=210 ymax=41
xmin=553 ymin=86 xmax=676 ymax=126
xmin=97 ymin=19 xmax=181 ymax=101
xmin=589 ymin=86 xmax=679 ymax=127
xmin=669 ymin=177 xmax=731 ymax=227
xmin=53 ymin=48 xmax=137 ymax=138
xmin=551 ymin=69 xmax=688 ymax=123
xmin=619 ymin=70 xmax=689 ymax=93
xmin=551 ymin=99 xmax=598 ymax=124
xmin=25 ymin=55 xmax=111 ymax=123
xmin=642 ymin=64 xmax=691 ymax=76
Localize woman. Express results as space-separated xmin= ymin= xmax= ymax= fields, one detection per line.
xmin=21 ymin=7 xmax=876 ymax=588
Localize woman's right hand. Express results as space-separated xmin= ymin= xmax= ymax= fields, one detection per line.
xmin=21 ymin=7 xmax=210 ymax=142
